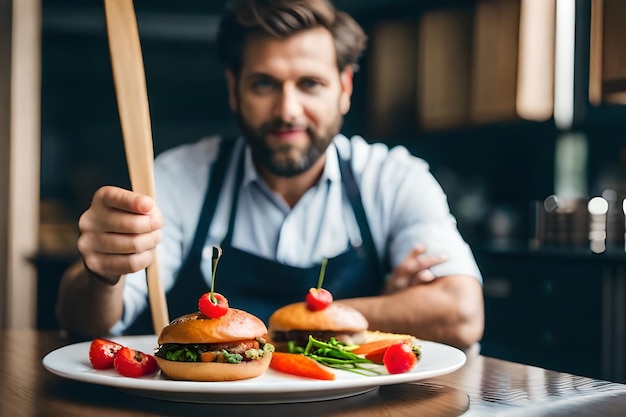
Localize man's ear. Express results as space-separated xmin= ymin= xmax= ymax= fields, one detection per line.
xmin=225 ymin=69 xmax=237 ymax=112
xmin=339 ymin=66 xmax=354 ymax=115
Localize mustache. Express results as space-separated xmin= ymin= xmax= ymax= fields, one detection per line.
xmin=260 ymin=119 xmax=307 ymax=134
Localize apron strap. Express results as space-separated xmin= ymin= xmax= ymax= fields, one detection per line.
xmin=336 ymin=146 xmax=386 ymax=277
xmin=222 ymin=144 xmax=246 ymax=246
xmin=188 ymin=137 xmax=238 ymax=260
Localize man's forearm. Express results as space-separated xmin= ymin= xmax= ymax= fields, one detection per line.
xmin=340 ymin=275 xmax=484 ymax=349
xmin=55 ymin=261 xmax=125 ymax=338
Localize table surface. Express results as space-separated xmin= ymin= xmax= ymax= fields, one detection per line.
xmin=2 ymin=329 xmax=626 ymax=417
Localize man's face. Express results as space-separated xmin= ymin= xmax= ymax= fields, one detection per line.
xmin=227 ymin=27 xmax=353 ymax=177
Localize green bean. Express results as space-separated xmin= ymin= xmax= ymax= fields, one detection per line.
xmin=296 ymin=335 xmax=382 ymax=376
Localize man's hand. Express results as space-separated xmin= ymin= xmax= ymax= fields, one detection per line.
xmin=384 ymin=244 xmax=447 ymax=294
xmin=77 ymin=186 xmax=164 ymax=283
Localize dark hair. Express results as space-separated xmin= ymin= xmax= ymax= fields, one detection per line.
xmin=216 ymin=0 xmax=367 ymax=74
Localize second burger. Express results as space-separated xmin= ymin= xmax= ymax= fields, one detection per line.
xmin=268 ymin=301 xmax=369 ymax=351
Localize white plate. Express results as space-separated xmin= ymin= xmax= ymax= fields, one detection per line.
xmin=42 ymin=335 xmax=466 ymax=404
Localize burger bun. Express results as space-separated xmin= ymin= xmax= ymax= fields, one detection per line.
xmin=155 ymin=352 xmax=272 ymax=382
xmin=156 ymin=308 xmax=273 ymax=381
xmin=268 ymin=301 xmax=369 ymax=333
xmin=158 ymin=309 xmax=268 ymax=345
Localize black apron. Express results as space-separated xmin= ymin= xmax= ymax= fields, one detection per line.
xmin=127 ymin=138 xmax=385 ymax=334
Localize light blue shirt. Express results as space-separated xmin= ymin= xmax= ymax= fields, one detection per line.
xmin=112 ymin=134 xmax=482 ymax=333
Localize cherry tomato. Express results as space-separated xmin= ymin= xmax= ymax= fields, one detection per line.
xmin=113 ymin=346 xmax=159 ymax=378
xmin=383 ymin=341 xmax=418 ymax=374
xmin=88 ymin=338 xmax=123 ymax=370
xmin=305 ymin=288 xmax=333 ymax=311
xmin=198 ymin=292 xmax=229 ymax=318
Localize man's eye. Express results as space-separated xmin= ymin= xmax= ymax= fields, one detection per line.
xmin=300 ymin=79 xmax=321 ymax=91
xmin=252 ymin=78 xmax=276 ymax=92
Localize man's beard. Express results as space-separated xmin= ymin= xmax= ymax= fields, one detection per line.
xmin=237 ymin=114 xmax=343 ymax=178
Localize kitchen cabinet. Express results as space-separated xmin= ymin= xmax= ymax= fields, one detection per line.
xmin=478 ymin=243 xmax=626 ymax=383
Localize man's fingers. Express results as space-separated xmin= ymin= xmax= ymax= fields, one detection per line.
xmin=399 ymin=251 xmax=448 ymax=276
xmin=79 ymin=207 xmax=161 ymax=235
xmin=413 ymin=269 xmax=436 ymax=284
xmin=406 ymin=244 xmax=427 ymax=260
xmin=80 ymin=186 xmax=163 ymax=235
xmin=417 ymin=254 xmax=448 ymax=270
xmin=95 ymin=186 xmax=155 ymax=215
xmin=385 ymin=245 xmax=449 ymax=293
xmin=86 ymin=230 xmax=162 ymax=254
xmin=108 ymin=210 xmax=162 ymax=234
xmin=82 ymin=250 xmax=156 ymax=278
xmin=388 ymin=275 xmax=408 ymax=291
xmin=76 ymin=186 xmax=164 ymax=279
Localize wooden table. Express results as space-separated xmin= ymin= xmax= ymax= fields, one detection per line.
xmin=2 ymin=329 xmax=626 ymax=416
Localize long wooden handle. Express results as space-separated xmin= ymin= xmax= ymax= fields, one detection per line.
xmin=104 ymin=0 xmax=169 ymax=334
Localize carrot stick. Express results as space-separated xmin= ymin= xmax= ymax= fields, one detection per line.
xmin=351 ymin=338 xmax=412 ymax=356
xmin=364 ymin=351 xmax=386 ymax=365
xmin=270 ymin=352 xmax=335 ymax=380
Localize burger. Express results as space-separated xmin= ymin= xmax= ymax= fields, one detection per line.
xmin=154 ymin=308 xmax=274 ymax=381
xmin=267 ymin=301 xmax=369 ymax=351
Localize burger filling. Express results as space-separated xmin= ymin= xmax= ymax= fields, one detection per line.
xmin=271 ymin=330 xmax=366 ymax=349
xmin=155 ymin=337 xmax=274 ymax=364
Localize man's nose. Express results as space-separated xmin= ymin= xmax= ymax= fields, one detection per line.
xmin=275 ymin=85 xmax=303 ymax=121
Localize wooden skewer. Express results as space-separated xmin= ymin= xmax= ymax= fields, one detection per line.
xmin=103 ymin=0 xmax=169 ymax=334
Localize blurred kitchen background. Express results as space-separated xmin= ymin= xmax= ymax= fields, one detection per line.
xmin=2 ymin=0 xmax=626 ymax=383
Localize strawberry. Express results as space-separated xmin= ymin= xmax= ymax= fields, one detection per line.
xmin=113 ymin=346 xmax=159 ymax=378
xmin=88 ymin=338 xmax=123 ymax=370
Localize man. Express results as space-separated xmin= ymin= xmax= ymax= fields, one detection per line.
xmin=56 ymin=0 xmax=484 ymax=349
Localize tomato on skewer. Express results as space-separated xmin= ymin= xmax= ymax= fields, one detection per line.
xmin=305 ymin=258 xmax=333 ymax=311
xmin=198 ymin=292 xmax=229 ymax=318
xmin=198 ymin=246 xmax=229 ymax=318
xmin=305 ymin=288 xmax=333 ymax=311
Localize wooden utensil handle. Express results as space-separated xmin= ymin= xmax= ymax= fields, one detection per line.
xmin=104 ymin=0 xmax=169 ymax=334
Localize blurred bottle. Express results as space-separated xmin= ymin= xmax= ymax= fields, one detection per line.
xmin=603 ymin=189 xmax=625 ymax=249
xmin=587 ymin=196 xmax=608 ymax=254
xmin=531 ymin=195 xmax=589 ymax=249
